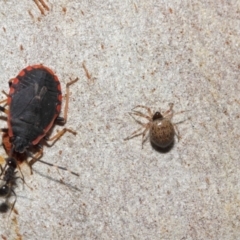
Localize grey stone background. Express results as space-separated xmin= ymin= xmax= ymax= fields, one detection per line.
xmin=0 ymin=0 xmax=239 ymax=239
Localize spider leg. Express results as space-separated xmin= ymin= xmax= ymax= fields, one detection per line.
xmin=130 ymin=111 xmax=152 ymax=121
xmin=128 ymin=112 xmax=148 ymax=126
xmin=163 ymin=103 xmax=174 ymax=120
xmin=124 ymin=126 xmax=145 ymax=141
xmin=141 ymin=123 xmax=151 ymax=148
xmin=132 ymin=105 xmax=152 ymax=116
xmin=173 ymin=123 xmax=181 ymax=142
xmin=173 ymin=116 xmax=190 ymax=142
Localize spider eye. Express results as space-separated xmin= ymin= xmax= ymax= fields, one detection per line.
xmin=152 ymin=112 xmax=163 ymax=120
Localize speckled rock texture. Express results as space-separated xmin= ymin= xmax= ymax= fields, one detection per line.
xmin=0 ymin=1 xmax=239 ymax=239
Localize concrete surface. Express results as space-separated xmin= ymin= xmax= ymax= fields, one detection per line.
xmin=0 ymin=0 xmax=239 ymax=239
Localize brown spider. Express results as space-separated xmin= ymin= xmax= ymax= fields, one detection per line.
xmin=124 ymin=103 xmax=184 ymax=148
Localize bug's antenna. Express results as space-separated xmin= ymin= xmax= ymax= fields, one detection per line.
xmin=37 ymin=159 xmax=79 ymax=177
xmin=27 ymin=150 xmax=79 ymax=177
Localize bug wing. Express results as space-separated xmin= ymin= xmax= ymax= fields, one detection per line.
xmin=9 ymin=68 xmax=61 ymax=142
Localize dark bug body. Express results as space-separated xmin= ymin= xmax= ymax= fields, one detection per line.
xmin=7 ymin=65 xmax=62 ymax=153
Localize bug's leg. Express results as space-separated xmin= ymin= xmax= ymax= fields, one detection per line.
xmin=45 ymin=78 xmax=78 ymax=146
xmin=1 ymin=90 xmax=8 ymax=97
xmin=28 ymin=147 xmax=44 ymax=173
xmin=55 ymin=78 xmax=79 ymax=125
xmin=0 ymin=106 xmax=8 ymax=115
xmin=14 ymin=160 xmax=32 ymax=190
xmin=28 ymin=142 xmax=79 ymax=177
xmin=55 ymin=116 xmax=65 ymax=124
xmin=0 ymin=99 xmax=7 ymax=105
xmin=63 ymin=78 xmax=79 ymax=122
xmin=0 ymin=90 xmax=8 ymax=105
xmin=44 ymin=128 xmax=76 ymax=147
xmin=0 ymin=128 xmax=8 ymax=133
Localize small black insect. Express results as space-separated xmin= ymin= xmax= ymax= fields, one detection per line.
xmin=0 ymin=157 xmax=19 ymax=213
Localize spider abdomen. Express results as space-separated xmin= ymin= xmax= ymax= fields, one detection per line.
xmin=150 ymin=119 xmax=175 ymax=148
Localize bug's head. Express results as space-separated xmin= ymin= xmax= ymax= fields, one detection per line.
xmin=10 ymin=136 xmax=28 ymax=153
xmin=6 ymin=157 xmax=17 ymax=169
xmin=152 ymin=111 xmax=163 ymax=121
